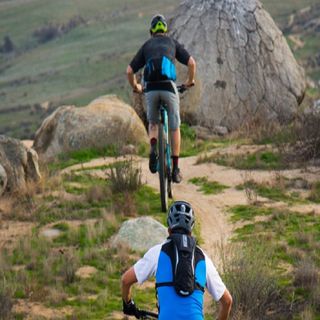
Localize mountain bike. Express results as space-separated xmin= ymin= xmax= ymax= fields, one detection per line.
xmin=158 ymin=84 xmax=188 ymax=212
xmin=138 ymin=84 xmax=189 ymax=212
xmin=137 ymin=309 xmax=158 ymax=319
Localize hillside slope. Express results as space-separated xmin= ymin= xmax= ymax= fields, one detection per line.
xmin=0 ymin=0 xmax=319 ymax=139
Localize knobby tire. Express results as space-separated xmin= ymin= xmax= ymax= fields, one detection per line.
xmin=158 ymin=122 xmax=168 ymax=212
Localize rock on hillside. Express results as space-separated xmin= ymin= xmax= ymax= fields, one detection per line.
xmin=0 ymin=135 xmax=41 ymax=195
xmin=111 ymin=217 xmax=167 ymax=252
xmin=169 ymin=0 xmax=306 ymax=130
xmin=33 ymin=95 xmax=148 ymax=162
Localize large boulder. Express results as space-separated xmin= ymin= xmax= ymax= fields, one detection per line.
xmin=0 ymin=135 xmax=41 ymax=194
xmin=111 ymin=217 xmax=167 ymax=252
xmin=33 ymin=95 xmax=148 ymax=162
xmin=169 ymin=0 xmax=306 ymax=130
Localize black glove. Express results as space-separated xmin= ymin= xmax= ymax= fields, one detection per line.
xmin=123 ymin=299 xmax=141 ymax=318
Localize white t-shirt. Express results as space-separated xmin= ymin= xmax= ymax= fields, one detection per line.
xmin=134 ymin=241 xmax=226 ymax=301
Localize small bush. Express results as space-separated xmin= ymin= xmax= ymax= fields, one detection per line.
xmin=294 ymin=259 xmax=319 ymax=291
xmin=222 ymin=243 xmax=283 ymax=319
xmin=107 ymin=160 xmax=142 ymax=193
xmin=308 ymin=181 xmax=320 ymax=203
xmin=285 ymin=113 xmax=320 ymax=164
xmin=33 ymin=24 xmax=60 ymax=43
xmin=1 ymin=35 xmax=14 ymax=53
xmin=60 ymin=251 xmax=79 ymax=285
xmin=32 ymin=16 xmax=86 ymax=44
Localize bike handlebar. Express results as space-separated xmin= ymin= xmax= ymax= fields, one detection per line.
xmin=176 ymin=83 xmax=194 ymax=93
xmin=134 ymin=83 xmax=193 ymax=94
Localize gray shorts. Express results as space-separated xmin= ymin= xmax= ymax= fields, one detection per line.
xmin=145 ymin=83 xmax=180 ymax=130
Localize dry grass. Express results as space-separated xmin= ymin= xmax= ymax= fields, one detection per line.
xmin=221 ymin=243 xmax=283 ymax=320
xmin=240 ymin=171 xmax=258 ymax=205
xmin=107 ymin=159 xmax=142 ymax=194
xmin=60 ymin=250 xmax=80 ymax=285
xmin=0 ymin=276 xmax=13 ymax=320
xmin=112 ymin=192 xmax=137 ymax=217
xmin=294 ymin=259 xmax=319 ymax=290
xmin=85 ymin=185 xmax=111 ymax=204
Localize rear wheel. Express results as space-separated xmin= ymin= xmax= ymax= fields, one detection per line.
xmin=158 ymin=122 xmax=168 ymax=212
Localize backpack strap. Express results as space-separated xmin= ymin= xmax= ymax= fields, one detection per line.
xmin=156 ymin=281 xmax=204 ymax=292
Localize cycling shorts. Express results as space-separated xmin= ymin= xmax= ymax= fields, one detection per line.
xmin=144 ymin=81 xmax=180 ymax=130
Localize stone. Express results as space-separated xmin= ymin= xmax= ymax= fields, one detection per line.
xmin=111 ymin=216 xmax=167 ymax=252
xmin=40 ymin=228 xmax=62 ymax=239
xmin=33 ymin=95 xmax=148 ymax=162
xmin=0 ymin=135 xmax=41 ymax=194
xmin=166 ymin=0 xmax=306 ymax=130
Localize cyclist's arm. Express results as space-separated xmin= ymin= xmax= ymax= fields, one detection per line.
xmin=204 ymin=252 xmax=232 ymax=319
xmin=185 ymin=56 xmax=196 ymax=87
xmin=127 ymin=44 xmax=145 ymax=93
xmin=121 ymin=244 xmax=161 ymax=302
xmin=217 ymin=289 xmax=232 ymax=320
xmin=126 ymin=65 xmax=142 ymax=93
xmin=121 ymin=266 xmax=137 ymax=303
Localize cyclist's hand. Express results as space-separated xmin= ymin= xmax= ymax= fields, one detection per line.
xmin=123 ymin=299 xmax=141 ymax=318
xmin=184 ymin=80 xmax=195 ymax=88
xmin=133 ymin=83 xmax=143 ymax=94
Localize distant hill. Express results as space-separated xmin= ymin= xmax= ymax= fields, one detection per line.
xmin=0 ymin=0 xmax=319 ymax=139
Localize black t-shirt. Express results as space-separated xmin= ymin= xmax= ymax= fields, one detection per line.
xmin=130 ymin=35 xmax=191 ymax=74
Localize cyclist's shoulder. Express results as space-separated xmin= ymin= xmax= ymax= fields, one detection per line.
xmin=145 ymin=239 xmax=170 ymax=257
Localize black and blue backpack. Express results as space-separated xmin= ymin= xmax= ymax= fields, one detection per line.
xmin=144 ymin=55 xmax=177 ymax=82
xmin=156 ymin=233 xmax=205 ymax=297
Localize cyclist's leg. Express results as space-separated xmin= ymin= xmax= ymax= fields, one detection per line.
xmin=145 ymin=91 xmax=161 ymax=173
xmin=158 ymin=85 xmax=182 ymax=183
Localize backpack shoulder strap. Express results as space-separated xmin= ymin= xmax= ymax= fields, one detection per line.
xmin=194 ymin=246 xmax=206 ymax=292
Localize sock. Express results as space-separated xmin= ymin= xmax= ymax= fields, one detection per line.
xmin=172 ymin=156 xmax=179 ymax=168
xmin=150 ymin=138 xmax=157 ymax=153
xmin=150 ymin=138 xmax=157 ymax=146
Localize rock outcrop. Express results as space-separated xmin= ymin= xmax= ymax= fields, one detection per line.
xmin=0 ymin=135 xmax=41 ymax=194
xmin=111 ymin=217 xmax=167 ymax=252
xmin=169 ymin=0 xmax=306 ymax=130
xmin=33 ymin=95 xmax=148 ymax=162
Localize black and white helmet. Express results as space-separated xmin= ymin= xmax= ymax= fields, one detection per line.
xmin=167 ymin=201 xmax=195 ymax=233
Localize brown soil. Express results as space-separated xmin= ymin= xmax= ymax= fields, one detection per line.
xmin=13 ymin=300 xmax=73 ymax=319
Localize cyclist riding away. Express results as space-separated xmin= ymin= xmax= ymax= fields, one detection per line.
xmin=121 ymin=201 xmax=233 ymax=320
xmin=126 ymin=14 xmax=196 ymax=183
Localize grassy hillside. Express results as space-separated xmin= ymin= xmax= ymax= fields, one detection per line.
xmin=0 ymin=0 xmax=179 ymax=138
xmin=261 ymin=0 xmax=319 ymax=26
xmin=0 ymin=0 xmax=319 ymax=139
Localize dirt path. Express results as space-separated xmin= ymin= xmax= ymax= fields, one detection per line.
xmin=65 ymin=151 xmax=320 ymax=263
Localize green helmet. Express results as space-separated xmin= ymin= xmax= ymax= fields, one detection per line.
xmin=150 ymin=14 xmax=168 ymax=34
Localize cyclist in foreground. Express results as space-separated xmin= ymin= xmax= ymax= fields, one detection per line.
xmin=121 ymin=201 xmax=233 ymax=319
xmin=126 ymin=14 xmax=196 ymax=183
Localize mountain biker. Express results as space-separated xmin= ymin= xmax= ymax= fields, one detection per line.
xmin=121 ymin=201 xmax=233 ymax=320
xmin=126 ymin=14 xmax=196 ymax=184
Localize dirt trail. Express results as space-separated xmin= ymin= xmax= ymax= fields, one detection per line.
xmin=65 ymin=150 xmax=320 ymax=263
